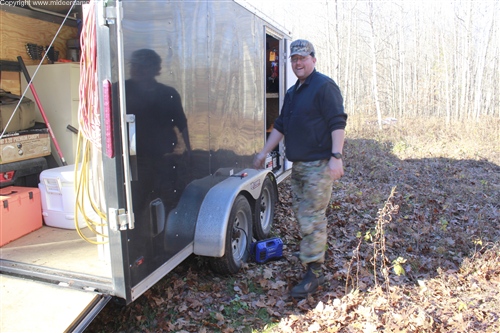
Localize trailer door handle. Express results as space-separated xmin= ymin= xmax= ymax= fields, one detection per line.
xmin=126 ymin=114 xmax=136 ymax=156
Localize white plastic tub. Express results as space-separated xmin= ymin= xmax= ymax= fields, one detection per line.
xmin=38 ymin=164 xmax=99 ymax=229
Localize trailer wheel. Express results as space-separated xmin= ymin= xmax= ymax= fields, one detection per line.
xmin=253 ymin=176 xmax=276 ymax=240
xmin=210 ymin=195 xmax=252 ymax=275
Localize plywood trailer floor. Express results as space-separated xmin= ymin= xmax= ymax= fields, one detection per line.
xmin=0 ymin=226 xmax=111 ymax=278
xmin=0 ymin=274 xmax=108 ymax=333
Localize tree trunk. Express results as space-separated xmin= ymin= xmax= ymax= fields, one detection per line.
xmin=473 ymin=5 xmax=495 ymax=120
xmin=368 ymin=1 xmax=382 ymax=128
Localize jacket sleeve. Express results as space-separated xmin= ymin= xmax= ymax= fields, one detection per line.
xmin=316 ymin=81 xmax=347 ymax=132
xmin=273 ymin=91 xmax=290 ymax=134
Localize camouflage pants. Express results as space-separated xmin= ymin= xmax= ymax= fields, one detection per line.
xmin=291 ymin=159 xmax=333 ymax=264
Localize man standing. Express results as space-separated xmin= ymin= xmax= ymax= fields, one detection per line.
xmin=253 ymin=40 xmax=347 ymax=298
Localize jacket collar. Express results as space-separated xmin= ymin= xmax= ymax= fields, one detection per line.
xmin=294 ymin=69 xmax=317 ymax=91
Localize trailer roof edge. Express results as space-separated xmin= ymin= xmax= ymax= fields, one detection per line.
xmin=233 ymin=0 xmax=293 ymax=38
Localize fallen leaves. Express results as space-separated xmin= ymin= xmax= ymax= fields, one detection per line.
xmin=87 ymin=117 xmax=500 ymax=333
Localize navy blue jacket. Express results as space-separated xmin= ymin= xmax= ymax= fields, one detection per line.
xmin=273 ymin=69 xmax=347 ymax=162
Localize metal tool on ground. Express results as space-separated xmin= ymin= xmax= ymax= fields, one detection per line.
xmin=17 ymin=56 xmax=67 ymax=166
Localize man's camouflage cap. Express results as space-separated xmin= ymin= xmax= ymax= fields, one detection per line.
xmin=290 ymin=39 xmax=315 ymax=57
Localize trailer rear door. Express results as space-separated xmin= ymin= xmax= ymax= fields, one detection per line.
xmin=0 ymin=274 xmax=110 ymax=332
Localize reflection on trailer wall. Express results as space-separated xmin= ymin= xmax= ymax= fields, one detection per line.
xmin=119 ymin=0 xmax=266 ymax=285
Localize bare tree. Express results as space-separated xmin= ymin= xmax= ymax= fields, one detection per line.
xmin=250 ymin=0 xmax=500 ymax=120
xmin=473 ymin=3 xmax=495 ymax=120
xmin=367 ymin=1 xmax=382 ymax=128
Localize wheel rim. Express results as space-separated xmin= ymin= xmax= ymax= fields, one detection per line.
xmin=232 ymin=209 xmax=250 ymax=262
xmin=258 ymin=186 xmax=272 ymax=233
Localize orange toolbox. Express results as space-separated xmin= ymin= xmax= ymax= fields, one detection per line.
xmin=0 ymin=186 xmax=42 ymax=247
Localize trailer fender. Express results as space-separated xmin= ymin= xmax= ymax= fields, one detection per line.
xmin=193 ymin=168 xmax=273 ymax=257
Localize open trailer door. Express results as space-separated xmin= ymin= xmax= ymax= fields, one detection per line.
xmin=95 ymin=0 xmax=292 ymax=303
xmin=93 ymin=0 xmax=209 ymax=303
xmin=1 ymin=274 xmax=110 ymax=332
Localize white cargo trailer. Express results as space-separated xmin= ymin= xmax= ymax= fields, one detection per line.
xmin=0 ymin=0 xmax=295 ymax=331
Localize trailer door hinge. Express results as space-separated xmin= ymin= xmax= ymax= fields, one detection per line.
xmin=109 ymin=208 xmax=128 ymax=231
xmin=104 ymin=6 xmax=117 ymax=25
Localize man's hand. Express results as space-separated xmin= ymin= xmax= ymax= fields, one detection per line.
xmin=327 ymin=157 xmax=344 ymax=180
xmin=253 ymin=152 xmax=267 ymax=169
xmin=253 ymin=129 xmax=284 ymax=169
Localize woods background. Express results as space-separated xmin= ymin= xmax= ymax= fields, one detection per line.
xmin=2 ymin=0 xmax=498 ymax=124
xmin=250 ymin=0 xmax=499 ymax=124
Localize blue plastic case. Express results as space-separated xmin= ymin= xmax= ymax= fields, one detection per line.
xmin=251 ymin=237 xmax=283 ymax=264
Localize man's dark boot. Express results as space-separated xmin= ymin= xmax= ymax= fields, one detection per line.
xmin=290 ymin=262 xmax=325 ymax=299
xmin=292 ymin=251 xmax=329 ymax=261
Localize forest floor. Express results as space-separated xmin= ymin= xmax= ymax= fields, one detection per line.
xmin=86 ymin=116 xmax=500 ymax=333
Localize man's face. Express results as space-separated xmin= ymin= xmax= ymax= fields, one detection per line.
xmin=291 ymin=54 xmax=316 ymax=82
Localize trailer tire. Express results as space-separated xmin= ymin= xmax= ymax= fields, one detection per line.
xmin=210 ymin=195 xmax=252 ymax=275
xmin=253 ymin=176 xmax=276 ymax=240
